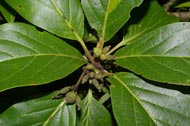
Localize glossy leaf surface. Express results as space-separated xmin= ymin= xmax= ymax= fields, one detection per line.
xmin=5 ymin=0 xmax=84 ymax=40
xmin=109 ymin=72 xmax=190 ymax=126
xmin=78 ymin=90 xmax=112 ymax=126
xmin=0 ymin=23 xmax=84 ymax=91
xmin=81 ymin=0 xmax=143 ymax=41
xmin=122 ymin=0 xmax=178 ymax=45
xmin=0 ymin=92 xmax=76 ymax=126
xmin=115 ymin=22 xmax=190 ymax=85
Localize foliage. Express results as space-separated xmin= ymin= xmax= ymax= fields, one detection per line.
xmin=0 ymin=0 xmax=190 ymax=126
xmin=175 ymin=1 xmax=190 ymax=8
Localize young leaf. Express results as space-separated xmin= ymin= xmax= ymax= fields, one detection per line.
xmin=0 ymin=23 xmax=84 ymax=92
xmin=115 ymin=22 xmax=190 ymax=85
xmin=81 ymin=0 xmax=143 ymax=41
xmin=0 ymin=1 xmax=16 ymax=23
xmin=108 ymin=72 xmax=190 ymax=126
xmin=0 ymin=93 xmax=76 ymax=126
xmin=175 ymin=1 xmax=190 ymax=8
xmin=78 ymin=90 xmax=112 ymax=126
xmin=5 ymin=0 xmax=84 ymax=40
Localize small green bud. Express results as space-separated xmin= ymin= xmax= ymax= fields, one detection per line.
xmin=93 ymin=47 xmax=102 ymax=57
xmin=52 ymin=93 xmax=62 ymax=99
xmin=97 ymin=84 xmax=104 ymax=92
xmin=89 ymin=72 xmax=95 ymax=78
xmin=95 ymin=72 xmax=103 ymax=79
xmin=91 ymin=79 xmax=99 ymax=87
xmin=100 ymin=54 xmax=106 ymax=60
xmin=60 ymin=86 xmax=71 ymax=94
xmin=85 ymin=64 xmax=94 ymax=70
xmin=106 ymin=55 xmax=115 ymax=60
xmin=65 ymin=91 xmax=77 ymax=103
xmin=84 ymin=33 xmax=98 ymax=43
xmin=102 ymin=72 xmax=111 ymax=78
xmin=82 ymin=74 xmax=89 ymax=84
xmin=94 ymin=69 xmax=100 ymax=74
xmin=102 ymin=87 xmax=109 ymax=93
xmin=76 ymin=96 xmax=81 ymax=110
xmin=52 ymin=86 xmax=72 ymax=99
xmin=102 ymin=46 xmax=111 ymax=54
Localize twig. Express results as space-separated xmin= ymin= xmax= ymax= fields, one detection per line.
xmin=163 ymin=0 xmax=177 ymax=11
xmin=73 ymin=71 xmax=86 ymax=91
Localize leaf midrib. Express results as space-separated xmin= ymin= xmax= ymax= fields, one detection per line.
xmin=113 ymin=75 xmax=157 ymax=125
xmin=50 ymin=0 xmax=84 ymax=43
xmin=86 ymin=90 xmax=92 ymax=126
xmin=42 ymin=100 xmax=66 ymax=126
xmin=0 ymin=53 xmax=83 ymax=63
xmin=115 ymin=55 xmax=190 ymax=59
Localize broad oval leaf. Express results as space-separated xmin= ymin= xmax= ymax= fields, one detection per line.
xmin=0 ymin=23 xmax=84 ymax=92
xmin=108 ymin=72 xmax=190 ymax=126
xmin=0 ymin=92 xmax=76 ymax=126
xmin=78 ymin=90 xmax=112 ymax=126
xmin=81 ymin=0 xmax=143 ymax=41
xmin=115 ymin=22 xmax=190 ymax=85
xmin=5 ymin=0 xmax=84 ymax=40
xmin=122 ymin=0 xmax=178 ymax=45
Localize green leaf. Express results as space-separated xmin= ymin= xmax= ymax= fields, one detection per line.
xmin=0 ymin=23 xmax=84 ymax=92
xmin=78 ymin=90 xmax=112 ymax=126
xmin=5 ymin=0 xmax=84 ymax=40
xmin=115 ymin=22 xmax=190 ymax=85
xmin=122 ymin=0 xmax=178 ymax=45
xmin=0 ymin=92 xmax=76 ymax=126
xmin=108 ymin=72 xmax=190 ymax=126
xmin=0 ymin=1 xmax=16 ymax=22
xmin=175 ymin=1 xmax=190 ymax=8
xmin=81 ymin=0 xmax=143 ymax=41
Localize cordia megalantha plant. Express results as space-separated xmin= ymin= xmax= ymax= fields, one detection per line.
xmin=0 ymin=0 xmax=190 ymax=126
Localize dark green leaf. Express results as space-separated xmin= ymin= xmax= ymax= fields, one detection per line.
xmin=109 ymin=72 xmax=190 ymax=126
xmin=0 ymin=1 xmax=16 ymax=22
xmin=115 ymin=22 xmax=190 ymax=85
xmin=81 ymin=0 xmax=143 ymax=41
xmin=0 ymin=23 xmax=84 ymax=91
xmin=78 ymin=90 xmax=112 ymax=126
xmin=5 ymin=0 xmax=84 ymax=40
xmin=0 ymin=93 xmax=76 ymax=126
xmin=122 ymin=0 xmax=178 ymax=44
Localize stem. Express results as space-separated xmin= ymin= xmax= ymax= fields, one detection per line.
xmin=78 ymin=38 xmax=95 ymax=64
xmin=51 ymin=0 xmax=94 ymax=63
xmin=73 ymin=71 xmax=86 ymax=91
xmin=97 ymin=37 xmax=104 ymax=49
xmin=106 ymin=41 xmax=125 ymax=55
xmin=163 ymin=0 xmax=177 ymax=11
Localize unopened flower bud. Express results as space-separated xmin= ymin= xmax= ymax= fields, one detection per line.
xmin=82 ymin=74 xmax=89 ymax=84
xmin=76 ymin=96 xmax=81 ymax=110
xmin=85 ymin=64 xmax=94 ymax=70
xmin=65 ymin=91 xmax=77 ymax=103
xmin=93 ymin=47 xmax=102 ymax=57
xmin=60 ymin=86 xmax=71 ymax=94
xmin=100 ymin=54 xmax=106 ymax=60
xmin=102 ymin=46 xmax=111 ymax=54
xmin=106 ymin=55 xmax=115 ymax=60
